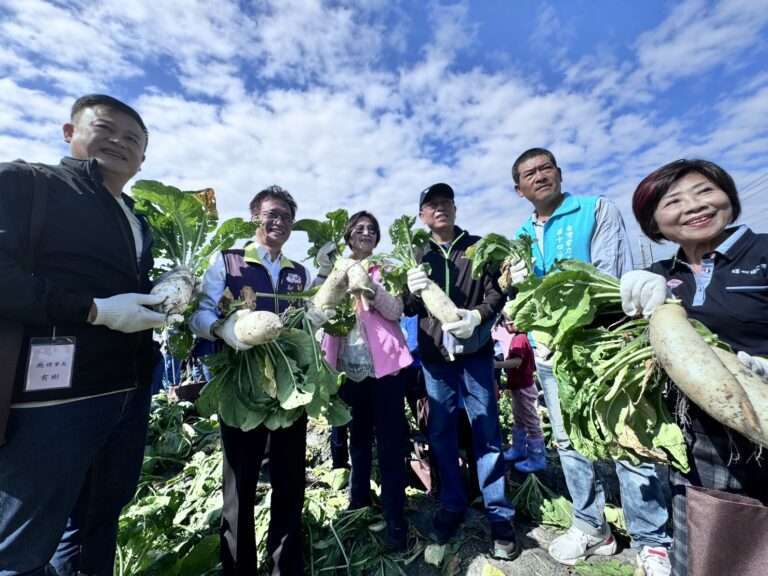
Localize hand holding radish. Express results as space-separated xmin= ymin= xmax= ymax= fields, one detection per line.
xmin=406 ymin=267 xmax=429 ymax=293
xmin=443 ymin=309 xmax=482 ymax=339
xmin=620 ymin=270 xmax=668 ymax=318
xmin=738 ymin=351 xmax=768 ymax=383
xmin=214 ymin=310 xmax=254 ymax=351
xmin=305 ymin=302 xmax=334 ymax=327
xmin=503 ymin=256 xmax=529 ymax=286
xmin=90 ymin=293 xmax=171 ymax=333
xmin=317 ymin=241 xmax=338 ymax=276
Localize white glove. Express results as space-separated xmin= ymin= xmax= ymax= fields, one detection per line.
xmin=442 ymin=309 xmax=482 ymax=339
xmin=317 ymin=241 xmax=338 ymax=276
xmin=214 ymin=310 xmax=253 ymax=351
xmin=91 ymin=293 xmax=168 ymax=334
xmin=737 ymin=351 xmax=768 ymax=383
xmin=506 ymin=257 xmax=529 ymax=285
xmin=305 ymin=302 xmax=334 ymax=327
xmin=407 ymin=267 xmax=429 ymax=294
xmin=620 ymin=270 xmax=668 ymax=318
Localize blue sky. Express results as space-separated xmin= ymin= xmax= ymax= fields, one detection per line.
xmin=2 ymin=0 xmax=767 ymax=265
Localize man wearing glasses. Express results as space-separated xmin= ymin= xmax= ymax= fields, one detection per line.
xmin=404 ymin=183 xmax=518 ymax=560
xmin=190 ymin=185 xmax=310 ymax=575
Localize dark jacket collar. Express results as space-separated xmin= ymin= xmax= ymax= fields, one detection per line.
xmin=428 ymin=226 xmax=472 ymax=251
xmin=60 ymin=156 xmax=105 ymax=187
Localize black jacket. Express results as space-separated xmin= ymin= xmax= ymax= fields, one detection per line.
xmin=404 ymin=226 xmax=504 ymax=363
xmin=0 ymin=158 xmax=159 ymax=402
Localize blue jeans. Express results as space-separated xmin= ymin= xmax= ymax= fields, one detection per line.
xmin=346 ymin=373 xmax=408 ymax=531
xmin=422 ymin=351 xmax=513 ymax=524
xmin=536 ymin=358 xmax=671 ymax=547
xmin=0 ymin=386 xmax=152 ymax=576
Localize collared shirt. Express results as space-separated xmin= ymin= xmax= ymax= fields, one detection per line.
xmin=190 ymin=242 xmax=311 ymax=340
xmin=667 ymin=225 xmax=748 ymax=307
xmin=650 ymin=225 xmax=767 ymax=356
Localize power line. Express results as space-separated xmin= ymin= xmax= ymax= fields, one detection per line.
xmin=740 ymin=172 xmax=768 ymax=194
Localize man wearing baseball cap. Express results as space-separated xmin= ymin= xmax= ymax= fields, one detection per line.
xmin=404 ymin=183 xmax=518 ymax=560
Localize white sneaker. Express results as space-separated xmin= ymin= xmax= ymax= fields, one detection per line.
xmin=548 ymin=525 xmax=618 ymax=566
xmin=636 ymin=546 xmax=671 ymax=576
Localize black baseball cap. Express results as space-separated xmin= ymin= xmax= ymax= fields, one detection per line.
xmin=419 ymin=182 xmax=454 ymax=208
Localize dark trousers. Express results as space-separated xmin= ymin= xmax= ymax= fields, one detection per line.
xmin=347 ymin=373 xmax=408 ymax=532
xmin=220 ymin=416 xmax=307 ymax=576
xmin=330 ymin=384 xmax=352 ymax=468
xmin=0 ymin=386 xmax=151 ymax=576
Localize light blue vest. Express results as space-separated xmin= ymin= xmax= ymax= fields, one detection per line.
xmin=516 ymin=193 xmax=599 ymax=277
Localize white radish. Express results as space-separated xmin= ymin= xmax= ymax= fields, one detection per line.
xmin=419 ymin=279 xmax=460 ymax=325
xmin=311 ymin=259 xmax=350 ymax=313
xmin=710 ymin=347 xmax=768 ymax=447
xmin=150 ymin=267 xmax=196 ymax=316
xmin=233 ymin=310 xmax=283 ymax=346
xmin=346 ymin=260 xmax=375 ymax=296
xmin=346 ymin=259 xmax=375 ymax=311
xmin=648 ymin=302 xmax=766 ymax=447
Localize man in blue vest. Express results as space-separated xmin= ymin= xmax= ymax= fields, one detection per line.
xmin=508 ymin=149 xmax=672 ymax=576
xmin=190 ymin=185 xmax=310 ymax=576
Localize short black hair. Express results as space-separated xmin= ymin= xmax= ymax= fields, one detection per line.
xmin=344 ymin=210 xmax=381 ymax=245
xmin=249 ymin=185 xmax=298 ymax=219
xmin=633 ymin=159 xmax=741 ymax=242
xmin=511 ymin=147 xmax=558 ymax=184
xmin=71 ymin=94 xmax=148 ymax=136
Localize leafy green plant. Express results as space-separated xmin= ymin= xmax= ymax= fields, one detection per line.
xmin=509 ymin=473 xmax=572 ymax=529
xmin=464 ymin=233 xmax=534 ymax=293
xmin=292 ymin=208 xmax=349 ymax=267
xmin=131 ymin=180 xmax=255 ymax=357
xmin=372 ymin=215 xmax=431 ymax=295
xmin=502 ymin=260 xmax=733 ymax=472
xmin=196 ymin=308 xmax=351 ymax=431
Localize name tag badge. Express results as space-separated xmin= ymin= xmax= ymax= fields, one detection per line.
xmin=25 ymin=337 xmax=76 ymax=392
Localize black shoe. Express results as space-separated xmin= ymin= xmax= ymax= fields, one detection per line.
xmin=490 ymin=521 xmax=520 ymax=560
xmin=383 ymin=525 xmax=408 ymax=553
xmin=433 ymin=509 xmax=464 ymax=544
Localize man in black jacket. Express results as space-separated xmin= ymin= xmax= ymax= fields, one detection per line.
xmin=0 ymin=94 xmax=167 ymax=575
xmin=404 ymin=183 xmax=518 ymax=559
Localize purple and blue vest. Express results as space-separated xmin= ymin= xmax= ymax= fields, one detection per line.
xmin=221 ymin=248 xmax=307 ymax=314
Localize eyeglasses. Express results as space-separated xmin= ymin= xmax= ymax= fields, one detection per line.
xmin=351 ymin=225 xmax=378 ymax=235
xmin=258 ymin=210 xmax=294 ymax=224
xmin=421 ymin=198 xmax=454 ymax=212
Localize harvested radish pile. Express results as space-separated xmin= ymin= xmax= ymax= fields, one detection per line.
xmin=132 ymin=180 xmax=255 ymax=356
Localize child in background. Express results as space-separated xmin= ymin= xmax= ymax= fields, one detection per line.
xmin=492 ymin=320 xmax=546 ymax=473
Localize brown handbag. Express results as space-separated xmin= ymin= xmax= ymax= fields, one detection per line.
xmin=0 ymin=162 xmax=47 ymax=445
xmin=687 ymin=486 xmax=768 ymax=576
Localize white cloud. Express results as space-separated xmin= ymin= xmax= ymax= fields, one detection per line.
xmin=1 ymin=0 xmax=766 ymax=266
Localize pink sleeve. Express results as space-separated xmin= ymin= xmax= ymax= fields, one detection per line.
xmin=371 ymin=281 xmax=403 ymax=321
